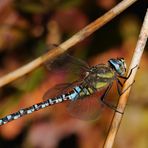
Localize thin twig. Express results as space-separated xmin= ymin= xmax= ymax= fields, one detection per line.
xmin=103 ymin=9 xmax=148 ymax=148
xmin=0 ymin=0 xmax=137 ymax=88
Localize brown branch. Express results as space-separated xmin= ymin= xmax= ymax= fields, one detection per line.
xmin=0 ymin=0 xmax=137 ymax=88
xmin=103 ymin=9 xmax=148 ymax=148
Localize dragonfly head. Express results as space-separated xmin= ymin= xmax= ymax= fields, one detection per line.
xmin=108 ymin=58 xmax=126 ymax=76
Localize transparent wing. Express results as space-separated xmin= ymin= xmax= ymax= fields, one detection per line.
xmin=43 ymin=81 xmax=81 ymax=101
xmin=67 ymin=89 xmax=106 ymax=120
xmin=44 ymin=45 xmax=90 ymax=79
xmin=43 ymin=80 xmax=107 ymax=120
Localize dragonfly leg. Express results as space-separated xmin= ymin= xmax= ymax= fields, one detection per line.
xmin=100 ymin=83 xmax=123 ymax=114
xmin=117 ymin=74 xmax=136 ymax=96
xmin=116 ymin=77 xmax=135 ymax=98
xmin=117 ymin=78 xmax=123 ymax=87
xmin=121 ymin=80 xmax=135 ymax=95
xmin=117 ymin=65 xmax=137 ymax=96
xmin=116 ymin=78 xmax=123 ymax=96
xmin=119 ymin=65 xmax=138 ymax=80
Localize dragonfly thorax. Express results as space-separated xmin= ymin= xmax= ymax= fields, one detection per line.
xmin=108 ymin=58 xmax=126 ymax=76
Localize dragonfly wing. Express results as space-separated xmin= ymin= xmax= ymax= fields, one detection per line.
xmin=43 ymin=81 xmax=81 ymax=101
xmin=67 ymin=90 xmax=106 ymax=120
xmin=45 ymin=49 xmax=90 ymax=79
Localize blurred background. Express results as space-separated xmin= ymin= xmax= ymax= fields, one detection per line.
xmin=0 ymin=0 xmax=148 ymax=147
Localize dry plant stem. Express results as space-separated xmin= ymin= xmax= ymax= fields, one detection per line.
xmin=0 ymin=0 xmax=137 ymax=88
xmin=103 ymin=9 xmax=148 ymax=148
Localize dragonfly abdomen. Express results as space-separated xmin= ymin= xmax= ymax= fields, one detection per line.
xmin=69 ymin=85 xmax=94 ymax=101
xmin=0 ymin=85 xmax=92 ymax=125
xmin=0 ymin=96 xmax=71 ymax=125
xmin=0 ymin=82 xmax=113 ymax=126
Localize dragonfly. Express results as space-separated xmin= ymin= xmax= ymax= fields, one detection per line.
xmin=0 ymin=54 xmax=136 ymax=126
